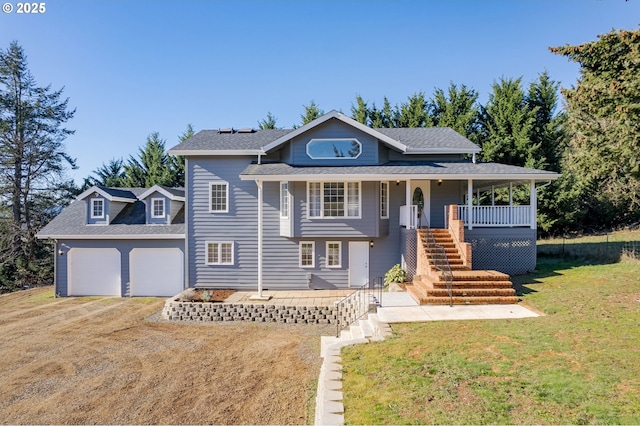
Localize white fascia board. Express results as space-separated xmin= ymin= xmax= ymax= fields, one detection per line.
xmin=138 ymin=185 xmax=185 ymax=202
xmin=36 ymin=234 xmax=185 ymax=240
xmin=239 ymin=172 xmax=561 ymax=182
xmin=168 ymin=149 xmax=264 ymax=156
xmin=261 ymin=110 xmax=408 ymax=153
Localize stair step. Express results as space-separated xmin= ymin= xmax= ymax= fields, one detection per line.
xmin=426 ymin=288 xmax=516 ymax=297
xmin=422 ymin=296 xmax=520 ymax=305
xmin=430 ymin=280 xmax=515 ymax=289
xmin=359 ymin=318 xmax=374 ymax=338
xmin=350 ymin=325 xmax=364 ymax=340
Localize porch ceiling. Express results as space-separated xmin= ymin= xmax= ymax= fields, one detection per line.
xmin=239 ymin=161 xmax=560 ymax=182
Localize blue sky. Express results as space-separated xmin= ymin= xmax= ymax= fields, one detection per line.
xmin=2 ymin=0 xmax=639 ymax=184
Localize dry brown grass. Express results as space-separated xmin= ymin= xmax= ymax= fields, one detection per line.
xmin=0 ymin=287 xmax=327 ymax=425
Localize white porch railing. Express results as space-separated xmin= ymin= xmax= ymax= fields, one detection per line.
xmin=457 ymin=205 xmax=532 ymax=227
xmin=400 ymin=205 xmax=418 ymax=229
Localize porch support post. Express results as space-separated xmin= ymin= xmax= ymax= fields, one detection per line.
xmin=509 ymin=182 xmax=513 ymax=206
xmin=251 ymin=179 xmax=270 ymax=300
xmin=491 ymin=185 xmax=495 ymax=206
xmin=530 ymin=180 xmax=537 ymax=230
xmin=405 ymin=179 xmax=411 ymax=228
xmin=467 ymin=179 xmax=473 ymax=230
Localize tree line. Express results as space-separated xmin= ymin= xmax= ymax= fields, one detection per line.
xmin=1 ymin=28 xmax=639 ymax=290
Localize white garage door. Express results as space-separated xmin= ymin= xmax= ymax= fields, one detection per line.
xmin=130 ymin=248 xmax=183 ymax=297
xmin=68 ymin=248 xmax=122 ymax=296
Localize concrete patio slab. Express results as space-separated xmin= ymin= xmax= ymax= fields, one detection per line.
xmin=377 ymin=303 xmax=538 ymax=323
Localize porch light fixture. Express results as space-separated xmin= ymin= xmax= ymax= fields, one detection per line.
xmin=58 ymin=249 xmax=64 ymax=256
xmin=438 ymin=179 xmax=443 ymax=186
xmin=369 ymin=240 xmax=374 ymax=247
xmin=395 ymin=180 xmax=400 ymax=186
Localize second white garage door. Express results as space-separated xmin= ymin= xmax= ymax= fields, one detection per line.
xmin=129 ymin=248 xmax=184 ymax=297
xmin=68 ymin=248 xmax=122 ymax=296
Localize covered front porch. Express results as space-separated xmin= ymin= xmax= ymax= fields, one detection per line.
xmin=399 ymin=178 xmax=540 ymax=230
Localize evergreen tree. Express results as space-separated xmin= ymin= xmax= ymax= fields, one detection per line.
xmin=0 ymin=41 xmax=76 ymax=288
xmin=122 ymin=132 xmax=176 ymax=187
xmin=300 ymin=100 xmax=324 ymax=125
xmin=351 ymin=96 xmax=369 ymax=125
xmin=430 ymin=82 xmax=480 ymax=141
xmin=397 ymin=92 xmax=433 ymax=128
xmin=86 ymin=158 xmax=125 ymax=188
xmin=258 ymin=112 xmax=278 ymax=130
xmin=550 ymin=28 xmax=640 ymax=230
xmin=478 ymin=77 xmax=537 ymax=167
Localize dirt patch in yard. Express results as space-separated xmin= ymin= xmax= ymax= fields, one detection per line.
xmin=0 ymin=287 xmax=332 ymax=425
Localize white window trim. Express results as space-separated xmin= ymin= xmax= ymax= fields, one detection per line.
xmin=306 ymin=138 xmax=362 ymax=160
xmin=280 ymin=182 xmax=289 ymax=219
xmin=151 ymin=197 xmax=165 ymax=218
xmin=205 ymin=241 xmax=234 ymax=265
xmin=209 ymin=181 xmax=229 ymax=213
xmin=299 ymin=241 xmax=315 ymax=268
xmin=90 ymin=198 xmax=104 ymax=219
xmin=307 ymin=181 xmax=361 ymax=219
xmin=380 ymin=181 xmax=389 ymax=219
xmin=326 ymin=241 xmax=342 ymax=268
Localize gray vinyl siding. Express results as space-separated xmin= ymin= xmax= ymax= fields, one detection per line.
xmin=169 ymin=200 xmax=184 ymax=224
xmin=288 ymin=120 xmax=379 ymax=166
xmin=188 ymin=156 xmax=259 ymax=289
xmin=369 ymin=181 xmax=405 ymax=280
xmin=86 ymin=196 xmax=108 ymax=225
xmin=430 ymin=180 xmax=464 ymax=228
xmin=55 ymin=239 xmax=184 ymax=297
xmin=387 ymin=151 xmax=465 ymax=161
xmin=145 ymin=193 xmax=170 ymax=225
xmin=293 ymin=181 xmax=382 ymax=238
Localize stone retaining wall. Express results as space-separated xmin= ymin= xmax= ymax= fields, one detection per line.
xmin=162 ymin=300 xmax=338 ymax=324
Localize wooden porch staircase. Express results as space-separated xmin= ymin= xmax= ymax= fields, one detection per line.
xmin=406 ymin=228 xmax=519 ymax=305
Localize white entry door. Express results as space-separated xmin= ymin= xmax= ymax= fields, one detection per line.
xmin=348 ymin=241 xmax=369 ymax=288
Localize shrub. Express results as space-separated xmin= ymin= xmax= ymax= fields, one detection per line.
xmin=384 ymin=264 xmax=407 ymax=286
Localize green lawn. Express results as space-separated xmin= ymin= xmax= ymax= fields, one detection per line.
xmin=342 ymin=244 xmax=640 ymax=424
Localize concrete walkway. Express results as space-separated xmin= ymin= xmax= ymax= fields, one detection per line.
xmin=378 ymin=291 xmax=539 ymax=323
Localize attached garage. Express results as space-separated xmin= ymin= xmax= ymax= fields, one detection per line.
xmin=129 ymin=248 xmax=184 ymax=296
xmin=68 ymin=248 xmax=122 ymax=296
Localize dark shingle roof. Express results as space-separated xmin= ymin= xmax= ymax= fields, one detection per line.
xmin=37 ymin=188 xmax=185 ymax=239
xmin=240 ymin=161 xmax=560 ymax=179
xmin=169 ymin=126 xmax=480 ymax=154
xmin=171 ymin=129 xmax=293 ymax=151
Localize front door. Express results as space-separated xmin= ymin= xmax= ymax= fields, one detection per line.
xmin=348 ymin=241 xmax=369 ymax=287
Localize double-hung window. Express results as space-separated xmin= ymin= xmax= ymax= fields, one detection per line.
xmin=151 ymin=198 xmax=165 ymax=218
xmin=209 ymin=181 xmax=229 ymax=213
xmin=308 ymin=181 xmax=360 ymax=218
xmin=91 ymin=198 xmax=104 ymax=218
xmin=326 ymin=242 xmax=342 ymax=268
xmin=280 ymin=182 xmax=289 ymax=218
xmin=299 ymin=242 xmax=315 ymax=268
xmin=380 ymin=182 xmax=389 ymax=219
xmin=206 ymin=241 xmax=234 ymax=265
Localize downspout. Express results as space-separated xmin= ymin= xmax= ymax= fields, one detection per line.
xmin=53 ymin=239 xmax=58 ymax=297
xmin=257 ymin=179 xmax=263 ymax=297
xmin=467 ymin=179 xmax=473 ymax=230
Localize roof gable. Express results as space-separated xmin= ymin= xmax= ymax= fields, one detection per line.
xmin=76 ymin=186 xmax=137 ymax=203
xmin=138 ymin=185 xmax=185 ymax=202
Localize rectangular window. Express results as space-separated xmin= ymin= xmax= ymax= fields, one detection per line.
xmin=151 ymin=198 xmax=165 ymax=218
xmin=307 ymin=182 xmax=361 ymax=218
xmin=209 ymin=182 xmax=229 ymax=213
xmin=299 ymin=242 xmax=315 ymax=268
xmin=308 ymin=182 xmax=321 ymax=218
xmin=280 ymin=182 xmax=289 ymax=218
xmin=206 ymin=242 xmax=234 ymax=265
xmin=326 ymin=241 xmax=342 ymax=268
xmin=91 ymin=198 xmax=104 ymax=218
xmin=380 ymin=182 xmax=389 ymax=219
xmin=323 ymin=182 xmax=344 ymax=217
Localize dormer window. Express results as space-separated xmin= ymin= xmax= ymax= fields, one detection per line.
xmin=306 ymin=139 xmax=362 ymax=159
xmin=151 ymin=198 xmax=165 ymax=218
xmin=91 ymin=199 xmax=104 ymax=218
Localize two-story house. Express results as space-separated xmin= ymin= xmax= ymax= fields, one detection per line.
xmin=38 ymin=110 xmax=559 ymax=298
